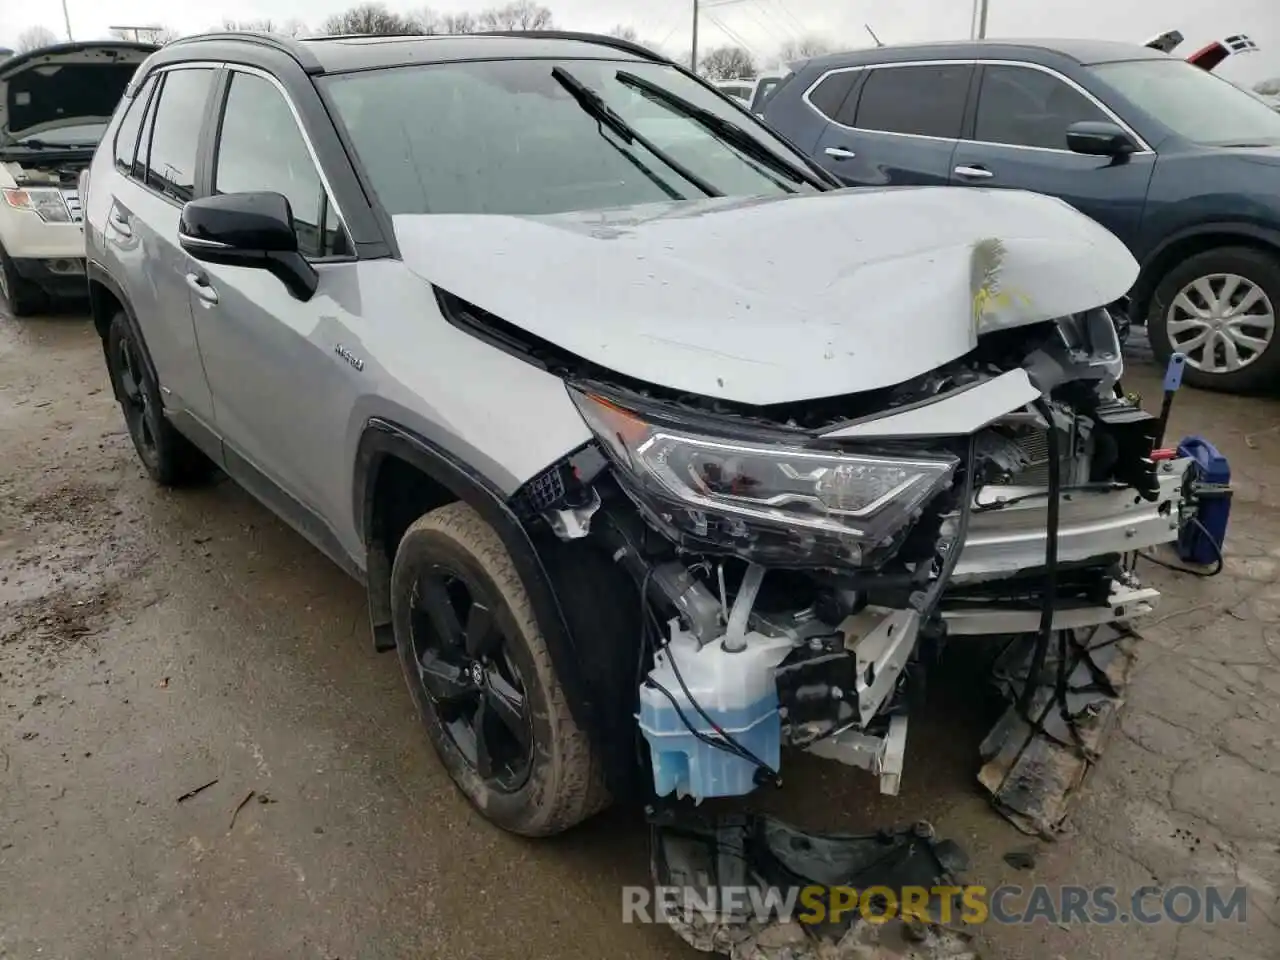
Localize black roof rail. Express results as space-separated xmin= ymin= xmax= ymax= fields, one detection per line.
xmin=468 ymin=30 xmax=673 ymax=64
xmin=164 ymin=31 xmax=325 ymax=73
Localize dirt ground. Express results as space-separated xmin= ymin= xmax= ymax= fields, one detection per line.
xmin=1 ymin=304 xmax=1278 ymax=960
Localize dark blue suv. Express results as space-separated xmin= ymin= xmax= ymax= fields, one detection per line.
xmin=764 ymin=39 xmax=1280 ymax=393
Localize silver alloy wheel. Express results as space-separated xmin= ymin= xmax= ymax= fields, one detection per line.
xmin=1166 ymin=272 xmax=1276 ymax=374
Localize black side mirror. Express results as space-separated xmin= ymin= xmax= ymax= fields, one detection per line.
xmin=179 ymin=191 xmax=318 ymax=301
xmin=1066 ymin=120 xmax=1138 ymax=158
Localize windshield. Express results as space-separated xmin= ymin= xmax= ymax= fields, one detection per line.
xmin=1091 ymin=58 xmax=1280 ymax=146
xmin=16 ymin=122 xmax=109 ymax=147
xmin=321 ymin=58 xmax=820 ymax=216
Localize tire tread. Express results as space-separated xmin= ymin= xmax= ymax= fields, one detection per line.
xmin=402 ymin=502 xmax=609 ymax=835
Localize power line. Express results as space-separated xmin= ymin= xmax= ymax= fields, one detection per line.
xmin=703 ymin=8 xmax=763 ymax=59
xmin=746 ymin=0 xmax=800 ymax=43
xmin=763 ymin=0 xmax=807 ymax=37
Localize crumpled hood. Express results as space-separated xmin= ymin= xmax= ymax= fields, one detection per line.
xmin=0 ymin=41 xmax=155 ymax=145
xmin=395 ymin=187 xmax=1138 ymax=405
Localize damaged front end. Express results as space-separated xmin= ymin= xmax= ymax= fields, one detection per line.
xmin=517 ymin=280 xmax=1186 ymax=836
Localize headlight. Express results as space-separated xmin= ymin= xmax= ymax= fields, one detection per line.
xmin=570 ymin=388 xmax=958 ymax=568
xmin=2 ymin=187 xmax=72 ymax=223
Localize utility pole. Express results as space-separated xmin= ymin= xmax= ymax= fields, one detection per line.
xmin=691 ymin=0 xmax=699 ymax=74
xmin=61 ymin=0 xmax=73 ymax=40
xmin=972 ymin=0 xmax=990 ymax=39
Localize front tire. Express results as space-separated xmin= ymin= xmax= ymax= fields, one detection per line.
xmin=0 ymin=244 xmax=47 ymax=317
xmin=1148 ymin=246 xmax=1280 ymax=393
xmin=104 ymin=311 xmax=212 ymax=486
xmin=391 ymin=502 xmax=609 ymax=836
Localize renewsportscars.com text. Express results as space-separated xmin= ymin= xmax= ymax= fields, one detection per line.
xmin=622 ymin=884 xmax=1248 ymax=926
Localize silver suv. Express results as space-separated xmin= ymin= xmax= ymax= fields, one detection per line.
xmin=83 ymin=31 xmax=1189 ymax=837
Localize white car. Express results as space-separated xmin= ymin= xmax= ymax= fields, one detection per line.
xmin=0 ymin=40 xmax=154 ymax=315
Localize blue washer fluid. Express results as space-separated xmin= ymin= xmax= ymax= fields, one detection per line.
xmin=638 ymin=625 xmax=790 ymax=801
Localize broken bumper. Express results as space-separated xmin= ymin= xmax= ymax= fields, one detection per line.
xmin=947 ymin=458 xmax=1187 ymax=583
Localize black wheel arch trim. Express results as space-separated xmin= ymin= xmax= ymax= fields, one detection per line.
xmin=354 ymin=418 xmax=608 ymax=778
xmin=87 ymin=260 xmax=160 ymax=403
xmin=1134 ymin=221 xmax=1280 ymax=318
xmin=1140 ymin=221 xmax=1280 ymax=279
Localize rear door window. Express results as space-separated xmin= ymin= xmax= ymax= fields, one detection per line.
xmin=974 ymin=65 xmax=1111 ymax=150
xmin=113 ymin=75 xmax=157 ymax=174
xmin=145 ymin=68 xmax=215 ymax=202
xmin=854 ymin=64 xmax=973 ymax=138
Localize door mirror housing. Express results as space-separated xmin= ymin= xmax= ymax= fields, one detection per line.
xmin=179 ymin=192 xmax=318 ymax=301
xmin=1066 ymin=120 xmax=1138 ymax=157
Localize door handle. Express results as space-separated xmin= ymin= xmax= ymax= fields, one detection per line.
xmin=107 ymin=209 xmax=132 ymax=237
xmin=954 ymin=165 xmax=994 ymax=180
xmin=185 ymin=272 xmax=219 ymax=305
xmin=824 ymin=146 xmax=857 ymax=160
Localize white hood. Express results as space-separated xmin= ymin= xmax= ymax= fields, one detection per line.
xmin=0 ymin=41 xmax=155 ymax=145
xmin=395 ymin=186 xmax=1138 ymax=406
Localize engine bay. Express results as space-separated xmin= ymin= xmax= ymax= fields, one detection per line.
xmin=515 ymin=306 xmax=1193 ymax=827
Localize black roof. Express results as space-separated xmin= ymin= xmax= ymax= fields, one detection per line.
xmin=162 ymin=30 xmax=665 ymax=76
xmin=802 ymin=37 xmax=1171 ymax=72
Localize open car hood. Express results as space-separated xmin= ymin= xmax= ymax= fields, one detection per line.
xmin=0 ymin=41 xmax=156 ymax=146
xmin=395 ymin=187 xmax=1137 ymax=405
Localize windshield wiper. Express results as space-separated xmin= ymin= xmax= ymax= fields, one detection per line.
xmin=615 ymin=70 xmax=828 ymax=191
xmin=550 ymin=66 xmax=721 ymax=198
xmin=14 ymin=139 xmax=94 ymax=150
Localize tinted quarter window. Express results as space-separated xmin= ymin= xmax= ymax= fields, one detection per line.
xmin=113 ymin=75 xmax=156 ymax=173
xmin=975 ymin=65 xmax=1110 ymax=149
xmin=753 ymin=76 xmax=783 ymax=110
xmin=146 ymin=68 xmax=214 ymax=202
xmin=214 ymin=72 xmax=349 ymax=258
xmin=806 ymin=70 xmax=858 ymax=122
xmin=854 ymin=64 xmax=972 ymax=138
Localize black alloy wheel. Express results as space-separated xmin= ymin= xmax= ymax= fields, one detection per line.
xmin=104 ymin=311 xmax=213 ymax=486
xmin=408 ymin=564 xmax=533 ymax=791
xmin=390 ymin=502 xmax=609 ymax=836
xmin=115 ymin=328 xmax=159 ymax=466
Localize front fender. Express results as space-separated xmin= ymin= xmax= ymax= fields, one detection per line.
xmin=354 ymin=419 xmax=635 ymax=793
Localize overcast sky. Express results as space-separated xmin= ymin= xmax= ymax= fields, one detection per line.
xmin=3 ymin=0 xmax=1278 ymax=84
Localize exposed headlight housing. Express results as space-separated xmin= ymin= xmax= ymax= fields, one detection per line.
xmin=570 ymin=387 xmax=959 ymax=569
xmin=2 ymin=187 xmax=72 ymax=223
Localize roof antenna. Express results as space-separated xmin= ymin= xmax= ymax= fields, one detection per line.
xmin=864 ymin=24 xmax=883 ymax=47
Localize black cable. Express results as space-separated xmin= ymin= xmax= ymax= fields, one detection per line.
xmin=1136 ymin=516 xmax=1225 ymax=578
xmin=645 ymin=675 xmax=774 ymax=772
xmin=634 ymin=565 xmax=658 ymax=778
xmin=913 ymin=434 xmax=978 ymax=620
xmin=661 ymin=632 xmax=782 ymax=786
xmin=1017 ymin=399 xmax=1061 ymax=720
xmin=972 ymin=482 xmax=1123 ymax=514
xmin=633 ymin=561 xmax=780 ymax=785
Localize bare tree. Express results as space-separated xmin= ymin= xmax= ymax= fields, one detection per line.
xmin=16 ymin=25 xmax=59 ymax=53
xmin=699 ymin=45 xmax=756 ymax=80
xmin=777 ymin=35 xmax=832 ymax=63
xmin=107 ymin=25 xmax=181 ymax=45
xmin=322 ymin=3 xmax=422 ymax=36
xmin=440 ymin=12 xmax=480 ymax=33
xmin=414 ymin=9 xmax=480 ymax=34
xmin=221 ymin=18 xmax=309 ymax=37
xmin=477 ymin=1 xmax=554 ymax=32
xmin=606 ymin=24 xmax=663 ymax=53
